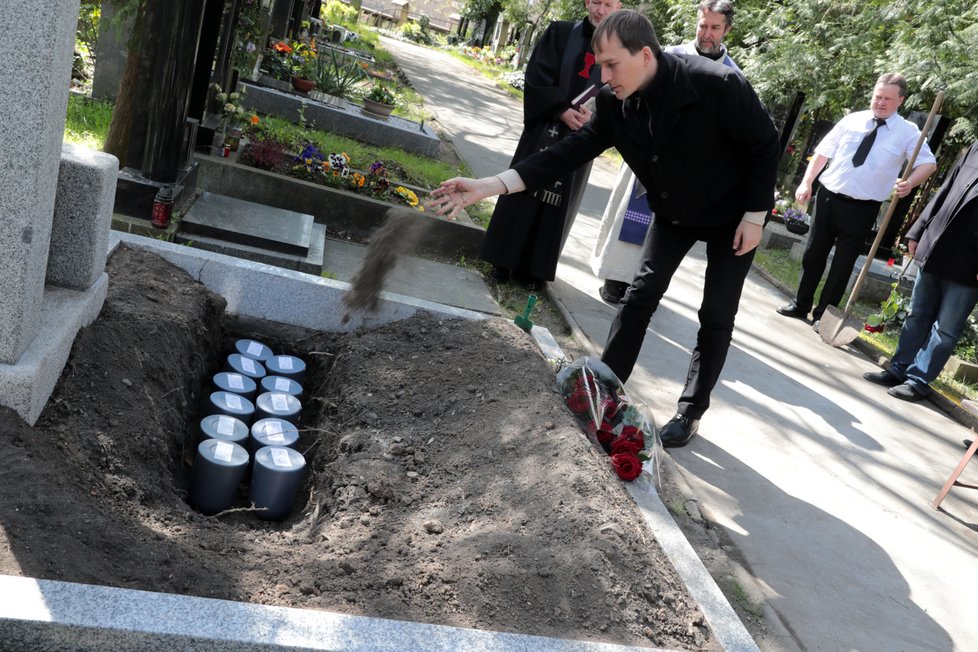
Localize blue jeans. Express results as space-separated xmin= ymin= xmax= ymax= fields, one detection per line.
xmin=889 ymin=269 xmax=978 ymax=391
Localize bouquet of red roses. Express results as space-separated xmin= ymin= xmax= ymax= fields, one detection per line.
xmin=556 ymin=358 xmax=660 ymax=482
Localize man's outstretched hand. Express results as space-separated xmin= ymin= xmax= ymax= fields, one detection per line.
xmin=429 ymin=176 xmax=506 ymax=218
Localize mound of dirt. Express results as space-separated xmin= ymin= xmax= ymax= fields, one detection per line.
xmin=0 ymin=244 xmax=716 ymax=650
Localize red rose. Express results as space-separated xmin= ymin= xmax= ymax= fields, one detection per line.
xmin=566 ymin=388 xmax=590 ymax=414
xmin=595 ymin=422 xmax=615 ymax=444
xmin=595 ymin=421 xmax=615 ymax=453
xmin=619 ymin=424 xmax=642 ymax=438
xmin=611 ymin=438 xmax=642 ymax=456
xmin=600 ymin=394 xmax=620 ymax=419
xmin=610 ymin=453 xmax=643 ymax=481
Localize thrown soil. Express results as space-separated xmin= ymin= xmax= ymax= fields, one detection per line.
xmin=0 ymin=244 xmax=717 ymax=650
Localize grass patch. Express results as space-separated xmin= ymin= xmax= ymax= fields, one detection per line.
xmin=464 ymin=200 xmax=494 ymax=229
xmin=441 ymin=49 xmax=524 ymax=101
xmin=719 ymin=577 xmax=766 ymax=620
xmin=64 ymin=93 xmax=113 ymax=150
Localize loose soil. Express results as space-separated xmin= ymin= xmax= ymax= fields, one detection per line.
xmin=0 ymin=244 xmax=718 ymax=650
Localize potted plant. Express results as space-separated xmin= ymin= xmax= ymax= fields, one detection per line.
xmin=290 ymin=42 xmax=318 ymax=93
xmin=312 ymin=46 xmax=367 ymax=100
xmin=781 ymin=205 xmax=811 ymax=235
xmin=258 ymin=41 xmax=292 ymax=87
xmin=211 ymin=84 xmax=258 ymax=151
xmin=362 ymin=82 xmax=397 ymax=117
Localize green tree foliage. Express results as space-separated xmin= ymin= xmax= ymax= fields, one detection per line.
xmin=731 ymin=0 xmax=978 ymax=145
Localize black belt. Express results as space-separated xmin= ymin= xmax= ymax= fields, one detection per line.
xmin=823 ymin=188 xmax=881 ymax=206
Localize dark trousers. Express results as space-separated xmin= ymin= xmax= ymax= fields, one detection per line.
xmin=600 ymin=218 xmax=755 ymax=419
xmin=796 ymin=188 xmax=881 ymax=319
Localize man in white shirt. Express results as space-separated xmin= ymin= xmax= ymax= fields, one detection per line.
xmin=777 ymin=73 xmax=937 ymax=328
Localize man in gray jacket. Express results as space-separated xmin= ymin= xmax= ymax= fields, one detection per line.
xmin=864 ymin=142 xmax=978 ymax=401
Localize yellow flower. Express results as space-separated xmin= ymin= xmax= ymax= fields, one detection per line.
xmin=395 ymin=186 xmax=419 ymax=206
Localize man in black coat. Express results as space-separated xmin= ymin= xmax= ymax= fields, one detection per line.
xmin=864 ymin=143 xmax=978 ymax=402
xmin=432 ymin=10 xmax=779 ymax=447
xmin=481 ymin=0 xmax=621 ymax=288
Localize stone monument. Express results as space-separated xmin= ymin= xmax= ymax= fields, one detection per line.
xmin=0 ymin=0 xmax=119 ymax=424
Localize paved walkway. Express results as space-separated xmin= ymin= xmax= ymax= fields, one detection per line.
xmin=382 ymin=36 xmax=978 ymax=651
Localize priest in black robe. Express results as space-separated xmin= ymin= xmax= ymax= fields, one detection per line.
xmin=481 ymin=0 xmax=621 ymax=287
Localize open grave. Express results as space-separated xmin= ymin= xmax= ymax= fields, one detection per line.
xmin=0 ymin=240 xmax=726 ymax=651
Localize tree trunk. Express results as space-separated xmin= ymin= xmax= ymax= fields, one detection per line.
xmin=103 ymin=1 xmax=146 ymax=166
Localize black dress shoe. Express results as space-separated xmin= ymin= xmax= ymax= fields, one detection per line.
xmin=812 ymin=319 xmax=820 ymax=333
xmin=964 ymin=439 xmax=974 ymax=449
xmin=488 ymin=266 xmax=510 ymax=283
xmin=776 ymin=302 xmax=809 ymax=320
xmin=659 ymin=414 xmax=700 ymax=448
xmin=863 ymin=369 xmax=903 ymax=387
xmin=599 ymin=281 xmax=627 ymax=305
xmin=888 ymin=382 xmax=926 ymax=402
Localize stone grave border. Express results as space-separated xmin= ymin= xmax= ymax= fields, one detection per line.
xmin=194 ymin=154 xmax=484 ymax=260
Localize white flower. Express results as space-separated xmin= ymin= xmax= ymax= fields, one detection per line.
xmin=217 ymin=92 xmax=227 ymax=102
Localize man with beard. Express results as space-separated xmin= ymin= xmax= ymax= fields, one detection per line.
xmin=480 ymin=0 xmax=621 ymax=290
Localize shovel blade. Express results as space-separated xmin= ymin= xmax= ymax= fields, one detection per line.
xmin=819 ymin=306 xmax=861 ymax=347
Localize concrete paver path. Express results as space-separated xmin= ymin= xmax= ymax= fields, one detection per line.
xmin=383 ymin=35 xmax=978 ymax=651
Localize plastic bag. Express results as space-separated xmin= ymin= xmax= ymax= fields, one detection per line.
xmin=556 ymin=357 xmax=661 ymax=483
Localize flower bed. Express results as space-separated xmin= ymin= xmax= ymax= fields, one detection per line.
xmin=241 ymin=141 xmax=425 ymax=212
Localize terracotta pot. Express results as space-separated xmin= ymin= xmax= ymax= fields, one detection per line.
xmin=362 ymin=98 xmax=395 ymax=118
xmin=290 ymin=76 xmax=316 ymax=93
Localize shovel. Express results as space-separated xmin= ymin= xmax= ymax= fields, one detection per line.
xmin=514 ymin=294 xmax=538 ymax=332
xmin=820 ymin=91 xmax=944 ymax=347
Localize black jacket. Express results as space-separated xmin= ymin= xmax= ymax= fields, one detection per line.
xmin=513 ymin=51 xmax=779 ymax=227
xmin=907 ymin=142 xmax=978 ymax=284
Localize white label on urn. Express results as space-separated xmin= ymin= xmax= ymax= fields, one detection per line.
xmin=271 ymin=394 xmax=289 ymax=411
xmin=228 ymin=374 xmax=245 ymax=390
xmin=278 ymin=357 xmax=294 ymax=370
xmin=268 ymin=431 xmax=286 ymax=443
xmin=214 ymin=442 xmax=234 ymax=462
xmin=247 ymin=342 xmax=263 ymax=356
xmin=216 ymin=416 xmax=235 ymax=435
xmin=263 ymin=421 xmax=283 ymax=436
xmin=226 ymin=394 xmax=243 ymax=410
xmin=271 ymin=448 xmax=293 ymax=467
xmin=274 ymin=378 xmax=290 ymax=391
xmin=242 ymin=358 xmax=256 ymax=373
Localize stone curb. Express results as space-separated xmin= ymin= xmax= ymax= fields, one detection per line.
xmin=0 ymin=575 xmax=676 ymax=652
